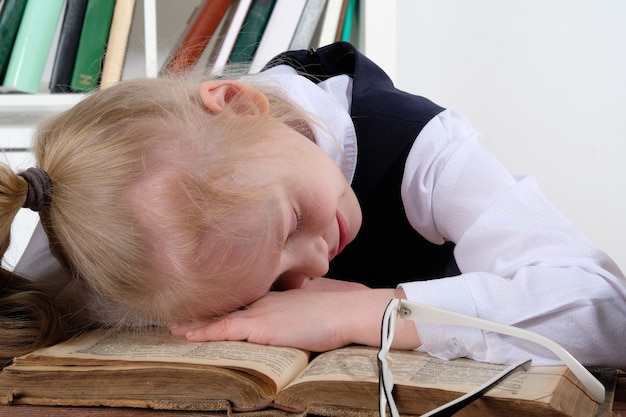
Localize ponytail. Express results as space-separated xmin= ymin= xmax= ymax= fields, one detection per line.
xmin=0 ymin=164 xmax=69 ymax=365
xmin=0 ymin=164 xmax=29 ymax=257
xmin=0 ymin=267 xmax=70 ymax=365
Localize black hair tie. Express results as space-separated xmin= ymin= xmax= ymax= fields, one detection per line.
xmin=18 ymin=167 xmax=52 ymax=212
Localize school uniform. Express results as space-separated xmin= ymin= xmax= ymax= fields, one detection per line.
xmin=259 ymin=42 xmax=626 ymax=368
xmin=16 ymin=42 xmax=626 ymax=369
xmin=265 ymin=42 xmax=460 ymax=287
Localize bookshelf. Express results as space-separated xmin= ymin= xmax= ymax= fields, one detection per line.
xmin=0 ymin=0 xmax=395 ymax=111
xmin=0 ymin=0 xmax=395 ymax=268
xmin=0 ymin=0 xmax=162 ymax=268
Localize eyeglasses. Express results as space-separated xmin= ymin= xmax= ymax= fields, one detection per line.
xmin=377 ymin=299 xmax=605 ymax=417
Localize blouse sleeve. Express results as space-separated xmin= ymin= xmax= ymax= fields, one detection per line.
xmin=399 ymin=109 xmax=626 ymax=369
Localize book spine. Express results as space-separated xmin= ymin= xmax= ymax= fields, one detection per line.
xmin=209 ymin=0 xmax=253 ymax=73
xmin=2 ymin=0 xmax=65 ymax=93
xmin=248 ymin=0 xmax=307 ymax=73
xmin=339 ymin=0 xmax=356 ymax=42
xmin=70 ymin=0 xmax=117 ymax=92
xmin=334 ymin=0 xmax=349 ymax=42
xmin=289 ymin=0 xmax=327 ymax=50
xmin=0 ymin=0 xmax=28 ymax=82
xmin=100 ymin=0 xmax=137 ymax=89
xmin=316 ymin=0 xmax=343 ymax=47
xmin=49 ymin=0 xmax=89 ymax=93
xmin=228 ymin=0 xmax=277 ymax=64
xmin=160 ymin=0 xmax=233 ymax=76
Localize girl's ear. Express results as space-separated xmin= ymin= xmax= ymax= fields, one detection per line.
xmin=199 ymin=80 xmax=270 ymax=116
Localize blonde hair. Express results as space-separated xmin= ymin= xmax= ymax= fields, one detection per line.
xmin=0 ymin=75 xmax=316 ymax=338
xmin=0 ymin=268 xmax=69 ymax=365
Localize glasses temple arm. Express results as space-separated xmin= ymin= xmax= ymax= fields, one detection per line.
xmin=397 ymin=300 xmax=605 ymax=403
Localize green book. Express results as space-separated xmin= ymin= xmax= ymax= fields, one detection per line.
xmin=229 ymin=0 xmax=276 ymax=64
xmin=0 ymin=0 xmax=28 ymax=82
xmin=70 ymin=0 xmax=116 ymax=92
xmin=2 ymin=0 xmax=65 ymax=93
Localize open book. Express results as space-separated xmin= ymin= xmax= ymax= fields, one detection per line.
xmin=0 ymin=326 xmax=606 ymax=417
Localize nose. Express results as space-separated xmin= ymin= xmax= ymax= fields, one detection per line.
xmin=286 ymin=235 xmax=330 ymax=279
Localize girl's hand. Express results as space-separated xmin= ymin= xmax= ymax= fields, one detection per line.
xmin=169 ymin=287 xmax=421 ymax=352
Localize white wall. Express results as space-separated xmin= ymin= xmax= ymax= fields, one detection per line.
xmin=392 ymin=0 xmax=626 ymax=270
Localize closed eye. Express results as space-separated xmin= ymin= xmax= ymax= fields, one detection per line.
xmin=287 ymin=209 xmax=303 ymax=242
xmin=294 ymin=209 xmax=303 ymax=232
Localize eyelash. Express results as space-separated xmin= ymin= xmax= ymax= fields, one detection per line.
xmin=294 ymin=210 xmax=303 ymax=233
xmin=284 ymin=209 xmax=303 ymax=245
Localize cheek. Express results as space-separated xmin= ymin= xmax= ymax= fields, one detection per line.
xmin=224 ymin=256 xmax=281 ymax=309
xmin=236 ymin=280 xmax=272 ymax=307
xmin=193 ymin=224 xmax=280 ymax=314
xmin=197 ymin=281 xmax=268 ymax=316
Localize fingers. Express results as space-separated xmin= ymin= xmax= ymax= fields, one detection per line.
xmin=168 ymin=321 xmax=207 ymax=337
xmin=166 ymin=288 xmax=390 ymax=351
xmin=169 ymin=316 xmax=253 ymax=343
xmin=184 ymin=317 xmax=249 ymax=342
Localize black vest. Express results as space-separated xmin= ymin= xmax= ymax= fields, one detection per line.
xmin=265 ymin=42 xmax=460 ymax=288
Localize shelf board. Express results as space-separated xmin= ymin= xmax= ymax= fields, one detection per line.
xmin=0 ymin=93 xmax=86 ymax=110
xmin=0 ymin=94 xmax=87 ymax=127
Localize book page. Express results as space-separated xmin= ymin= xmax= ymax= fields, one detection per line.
xmin=19 ymin=327 xmax=310 ymax=392
xmin=285 ymin=345 xmax=567 ymax=401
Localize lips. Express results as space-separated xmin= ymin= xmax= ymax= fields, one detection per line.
xmin=335 ymin=210 xmax=348 ymax=258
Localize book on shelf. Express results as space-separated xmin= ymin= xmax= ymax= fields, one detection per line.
xmin=100 ymin=0 xmax=137 ymax=89
xmin=316 ymin=0 xmax=343 ymax=47
xmin=0 ymin=0 xmax=28 ymax=83
xmin=227 ymin=0 xmax=277 ymax=65
xmin=334 ymin=0 xmax=349 ymax=42
xmin=337 ymin=0 xmax=357 ymax=42
xmin=159 ymin=0 xmax=233 ymax=77
xmin=0 ymin=326 xmax=609 ymax=417
xmin=38 ymin=2 xmax=64 ymax=94
xmin=289 ymin=0 xmax=327 ymax=50
xmin=48 ymin=0 xmax=89 ymax=93
xmin=69 ymin=0 xmax=116 ymax=92
xmin=248 ymin=0 xmax=307 ymax=73
xmin=1 ymin=0 xmax=65 ymax=94
xmin=209 ymin=0 xmax=253 ymax=74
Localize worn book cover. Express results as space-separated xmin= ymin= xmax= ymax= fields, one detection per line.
xmin=48 ymin=0 xmax=88 ymax=93
xmin=69 ymin=0 xmax=116 ymax=92
xmin=160 ymin=0 xmax=233 ymax=76
xmin=0 ymin=326 xmax=603 ymax=417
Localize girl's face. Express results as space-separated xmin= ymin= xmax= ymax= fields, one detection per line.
xmin=204 ymin=125 xmax=362 ymax=314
